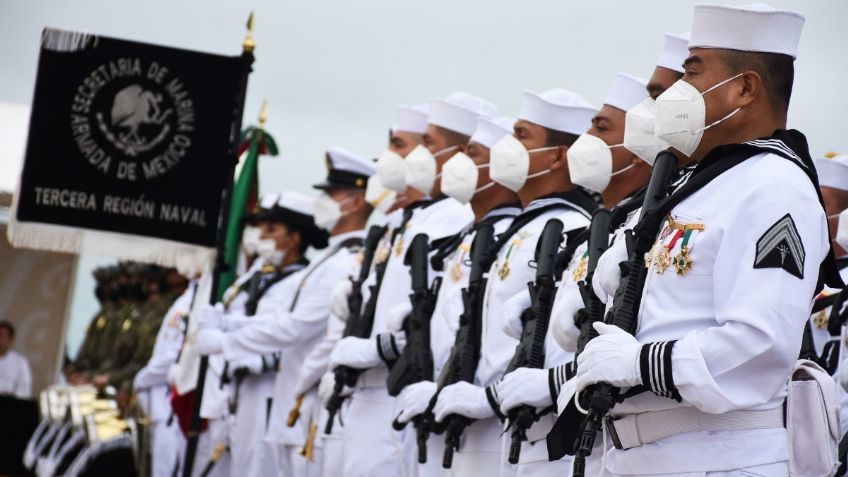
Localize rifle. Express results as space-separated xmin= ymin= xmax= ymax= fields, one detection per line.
xmin=503 ymin=218 xmax=565 ymax=464
xmin=324 ymin=225 xmax=387 ymax=434
xmin=575 ymin=209 xmax=612 ymax=356
xmin=570 ymin=150 xmax=678 ymax=477
xmin=431 ymin=224 xmax=495 ymax=469
xmin=387 ymin=233 xmax=441 ymax=464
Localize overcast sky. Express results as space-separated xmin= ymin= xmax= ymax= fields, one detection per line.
xmin=3 ymin=0 xmax=847 ymax=354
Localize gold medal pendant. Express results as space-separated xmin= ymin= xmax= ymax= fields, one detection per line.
xmin=572 ymin=257 xmax=588 ymax=283
xmin=813 ymin=310 xmax=828 ymax=329
xmin=450 ymin=262 xmax=463 ymax=282
xmin=655 ymin=245 xmax=672 ymax=274
xmin=499 ymin=261 xmax=511 ymax=281
xmin=673 ymin=246 xmax=693 ymax=275
xmin=394 ymin=236 xmax=405 ymax=257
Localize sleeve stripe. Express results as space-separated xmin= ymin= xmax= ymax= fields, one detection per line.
xmin=485 ymin=384 xmax=506 ymax=421
xmin=640 ymin=341 xmax=681 ymax=402
xmin=376 ymin=333 xmax=400 ymax=365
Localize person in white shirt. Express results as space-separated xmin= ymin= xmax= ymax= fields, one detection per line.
xmin=0 ymin=321 xmax=32 ymax=398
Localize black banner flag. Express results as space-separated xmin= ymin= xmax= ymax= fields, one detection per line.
xmin=9 ymin=28 xmax=249 ymax=273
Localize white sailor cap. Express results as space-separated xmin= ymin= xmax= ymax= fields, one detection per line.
xmin=267 ymin=191 xmax=329 ymax=249
xmin=689 ymin=3 xmax=805 ymax=59
xmin=815 ymin=153 xmax=848 ymax=192
xmin=313 ymin=146 xmax=375 ymax=190
xmin=470 ymin=116 xmax=515 ymax=149
xmin=393 ymin=103 xmax=430 ymax=135
xmin=656 ymin=32 xmax=691 ymax=73
xmin=259 ymin=193 xmax=281 ymax=210
xmin=428 ymin=92 xmax=500 ymax=136
xmin=603 ymin=73 xmax=649 ymax=113
xmin=518 ymin=89 xmax=596 ymax=135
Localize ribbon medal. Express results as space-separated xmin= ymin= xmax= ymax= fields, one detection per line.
xmin=450 ymin=243 xmax=471 ymax=282
xmin=572 ymin=250 xmax=589 ymax=283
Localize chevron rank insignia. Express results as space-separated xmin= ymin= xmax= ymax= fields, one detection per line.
xmin=753 ymin=214 xmax=805 ymax=279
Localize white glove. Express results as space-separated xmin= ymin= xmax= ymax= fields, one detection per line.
xmin=329 ymin=336 xmax=381 ymax=370
xmin=501 ymin=292 xmax=532 ymax=340
xmin=574 ymin=322 xmax=642 ymax=394
xmin=228 ymin=355 xmax=266 ymax=377
xmin=496 ymin=367 xmax=552 ymax=414
xmin=396 ymin=381 xmax=437 ymax=424
xmin=433 ymin=381 xmax=496 ymax=422
xmin=551 ymin=287 xmax=585 ymax=353
xmin=387 ymin=302 xmax=413 ymax=334
xmin=197 ymin=303 xmax=225 ymax=330
xmin=166 ymin=364 xmax=179 ymax=386
xmin=593 ymin=240 xmax=628 ymax=304
xmin=197 ymin=328 xmax=224 ymax=355
xmin=331 ymin=280 xmax=353 ymax=321
xmin=318 ymin=371 xmax=352 ymax=407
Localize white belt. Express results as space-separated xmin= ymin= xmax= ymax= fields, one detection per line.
xmin=606 ymin=406 xmax=784 ymax=450
xmin=358 ymin=367 xmax=389 ymax=389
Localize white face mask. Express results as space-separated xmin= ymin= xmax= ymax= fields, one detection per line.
xmin=489 ymin=135 xmax=559 ymax=193
xmin=256 ymin=238 xmax=285 ymax=266
xmin=837 ymin=209 xmax=848 ymax=250
xmin=241 ymin=226 xmax=262 ymax=256
xmin=440 ymin=152 xmax=494 ymax=204
xmin=404 ymin=144 xmax=458 ymax=194
xmin=623 ymin=98 xmax=668 ymax=165
xmin=365 ymin=175 xmax=396 ymax=214
xmin=376 ymin=150 xmax=407 ymax=193
xmin=567 ymin=133 xmax=633 ymax=193
xmin=654 ymin=74 xmax=744 ymax=156
xmin=313 ymin=192 xmax=353 ymax=231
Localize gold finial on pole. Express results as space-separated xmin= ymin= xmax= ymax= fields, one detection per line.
xmin=243 ymin=11 xmax=256 ymax=53
xmin=258 ymin=99 xmax=269 ymax=129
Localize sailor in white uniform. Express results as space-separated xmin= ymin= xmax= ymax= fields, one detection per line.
xmin=197 ymin=192 xmax=327 ymax=476
xmin=392 ymin=115 xmax=521 ymax=476
xmin=133 ymin=283 xmax=196 ymax=477
xmin=432 ymin=88 xmax=597 ymax=476
xmin=492 ymin=73 xmax=649 ymax=477
xmin=328 ymin=93 xmax=497 ymax=476
xmin=813 ymin=154 xmax=848 ymax=434
xmin=572 ymin=5 xmax=842 ymax=476
xmin=296 ymin=104 xmax=428 ymax=477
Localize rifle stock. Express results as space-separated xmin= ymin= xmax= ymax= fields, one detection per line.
xmin=386 ymin=233 xmax=439 ymax=463
xmin=504 ymin=218 xmax=565 ymax=464
xmin=433 ymin=224 xmax=495 ymax=469
xmin=324 ymin=225 xmax=386 ymax=435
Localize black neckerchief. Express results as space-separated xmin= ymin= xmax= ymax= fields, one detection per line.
xmin=430 ymin=202 xmax=522 ymax=271
xmin=244 ymin=259 xmax=309 ymax=316
xmin=635 ymin=129 xmax=843 ymax=294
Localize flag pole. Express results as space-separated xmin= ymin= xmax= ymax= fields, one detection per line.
xmin=181 ymin=12 xmax=256 ymax=477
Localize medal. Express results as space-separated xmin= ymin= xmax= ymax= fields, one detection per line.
xmin=572 ymin=252 xmax=589 ymax=282
xmin=813 ymin=310 xmax=828 ymax=329
xmin=394 ymin=236 xmax=404 ymax=257
xmin=654 ymin=244 xmax=672 ymax=274
xmin=498 ymin=261 xmax=511 ymax=280
xmin=673 ymin=246 xmax=693 ymax=275
xmin=450 ymin=262 xmax=463 ymax=282
xmin=96 ymin=315 xmax=106 ymax=330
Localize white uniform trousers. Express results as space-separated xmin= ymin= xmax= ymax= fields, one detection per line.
xmin=151 ymin=418 xmax=185 ymax=477
xmin=229 ymin=373 xmax=277 ymax=476
xmin=451 ymin=417 xmax=515 ymax=477
xmin=194 ymin=417 xmax=230 ymax=477
xmin=341 ymin=386 xmax=412 ymax=477
xmin=416 ymin=433 xmax=450 ymax=477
